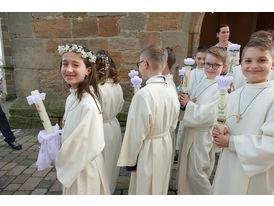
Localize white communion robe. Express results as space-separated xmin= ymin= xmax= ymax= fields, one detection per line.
xmin=176 ymin=67 xmax=206 ymax=150
xmin=212 ymin=81 xmax=274 ymax=195
xmin=177 ymin=78 xmax=219 ymax=195
xmin=98 ymin=79 xmax=124 ymax=194
xmin=117 ymin=76 xmax=180 ymax=195
xmin=232 ymin=65 xmax=246 ymax=90
xmin=55 ymin=89 xmax=110 ymax=195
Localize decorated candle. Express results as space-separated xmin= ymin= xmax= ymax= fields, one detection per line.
xmin=27 ymin=90 xmax=53 ymax=134
xmin=177 ymin=67 xmax=186 ymax=93
xmin=215 ymin=75 xmax=233 ymax=132
xmin=128 ymin=70 xmax=139 ymax=79
xmin=131 ymin=76 xmax=142 ymax=94
xmin=180 ymin=58 xmax=195 ymax=94
xmin=227 ymin=44 xmax=241 ymax=75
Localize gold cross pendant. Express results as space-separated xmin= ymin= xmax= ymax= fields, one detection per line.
xmin=192 ymin=98 xmax=197 ymax=103
xmin=236 ymin=115 xmax=242 ymax=123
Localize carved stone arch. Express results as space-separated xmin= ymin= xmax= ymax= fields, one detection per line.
xmin=187 ymin=12 xmax=205 ymax=58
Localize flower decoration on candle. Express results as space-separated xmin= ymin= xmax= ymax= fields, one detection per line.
xmin=184 ymin=58 xmax=195 ymax=66
xmin=227 ymin=44 xmax=241 ymax=76
xmin=215 ymin=75 xmax=234 ymax=132
xmin=128 ymin=70 xmax=139 ymax=79
xmin=131 ymin=76 xmax=143 ymax=94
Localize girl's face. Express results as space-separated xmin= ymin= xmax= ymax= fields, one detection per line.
xmin=195 ymin=52 xmax=206 ymax=68
xmin=217 ymin=26 xmax=230 ymax=42
xmin=61 ymin=52 xmax=91 ymax=89
xmin=204 ymin=54 xmax=225 ymax=79
xmin=241 ymin=47 xmax=274 ymax=84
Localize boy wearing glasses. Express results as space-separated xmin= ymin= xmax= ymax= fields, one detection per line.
xmin=117 ymin=44 xmax=180 ymax=195
xmin=177 ymin=47 xmax=227 ymax=195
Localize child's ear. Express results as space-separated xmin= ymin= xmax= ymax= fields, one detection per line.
xmin=86 ymin=66 xmax=92 ymax=75
xmin=222 ymin=64 xmax=227 ymax=73
xmin=272 ymin=62 xmax=274 ymax=70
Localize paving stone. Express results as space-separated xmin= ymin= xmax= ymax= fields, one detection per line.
xmin=27 ymin=152 xmax=38 ymax=160
xmin=12 ymin=156 xmax=26 ymax=163
xmin=7 ymin=165 xmax=27 ymax=176
xmin=49 ymin=180 xmax=62 ymax=192
xmin=2 ymin=162 xmax=17 ymax=170
xmin=12 ymin=174 xmax=31 ymax=184
xmin=44 ymin=171 xmax=57 ymax=180
xmin=0 ymin=162 xmax=7 ymax=168
xmin=116 ymin=176 xmax=130 ymax=190
xmin=31 ymin=188 xmax=48 ymax=195
xmin=46 ymin=191 xmax=62 ymax=195
xmin=4 ymin=183 xmax=21 ymax=191
xmin=0 ymin=191 xmax=13 ymax=195
xmin=20 ymin=159 xmax=35 ymax=166
xmin=19 ymin=177 xmax=42 ymax=190
xmin=113 ymin=190 xmax=122 ymax=195
xmin=23 ymin=168 xmax=36 ymax=175
xmin=0 ymin=170 xmax=7 ymax=177
xmin=0 ymin=175 xmax=15 ymax=189
xmin=37 ymin=180 xmax=55 ymax=188
xmin=32 ymin=168 xmax=51 ymax=177
xmin=0 ymin=153 xmax=19 ymax=162
xmin=13 ymin=190 xmax=31 ymax=195
xmin=0 ymin=151 xmax=11 ymax=157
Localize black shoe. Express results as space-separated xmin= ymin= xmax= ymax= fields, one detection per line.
xmin=7 ymin=140 xmax=22 ymax=150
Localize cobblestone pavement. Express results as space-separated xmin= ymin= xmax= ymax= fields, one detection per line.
xmin=0 ymin=129 xmax=178 ymax=195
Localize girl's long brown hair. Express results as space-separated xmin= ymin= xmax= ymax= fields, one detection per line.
xmin=95 ymin=50 xmax=120 ymax=85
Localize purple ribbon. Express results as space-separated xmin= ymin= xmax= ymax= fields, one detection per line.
xmin=128 ymin=70 xmax=139 ymax=79
xmin=216 ymin=75 xmax=234 ymax=89
xmin=131 ymin=76 xmax=142 ymax=88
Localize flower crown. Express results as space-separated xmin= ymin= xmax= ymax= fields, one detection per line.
xmin=57 ymin=44 xmax=97 ymax=63
xmin=96 ymin=53 xmax=110 ymax=70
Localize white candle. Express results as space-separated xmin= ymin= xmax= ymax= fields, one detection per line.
xmin=30 ymin=90 xmax=53 ymax=134
xmin=216 ymin=76 xmax=233 ymax=132
xmin=182 ymin=66 xmax=192 ymax=94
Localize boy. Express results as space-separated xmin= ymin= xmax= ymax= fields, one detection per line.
xmin=117 ymin=45 xmax=180 ymax=195
xmin=177 ymin=47 xmax=227 ymax=195
xmin=162 ymin=47 xmax=177 ymax=93
xmin=212 ymin=38 xmax=274 ymax=195
xmin=232 ymin=30 xmax=273 ymax=90
xmin=176 ymin=46 xmax=207 ymax=157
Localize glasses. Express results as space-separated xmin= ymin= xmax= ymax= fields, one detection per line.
xmin=204 ymin=63 xmax=223 ymax=70
xmin=136 ymin=60 xmax=144 ymax=68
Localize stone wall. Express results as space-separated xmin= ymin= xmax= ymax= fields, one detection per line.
xmin=0 ymin=12 xmax=204 ymax=129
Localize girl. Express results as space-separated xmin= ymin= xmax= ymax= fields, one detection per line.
xmin=54 ymin=44 xmax=110 ymax=195
xmin=212 ymin=38 xmax=274 ymax=194
xmin=95 ymin=50 xmax=124 ymax=194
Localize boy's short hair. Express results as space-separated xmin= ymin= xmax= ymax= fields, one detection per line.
xmin=250 ymin=30 xmax=272 ymax=41
xmin=166 ymin=47 xmax=176 ymax=70
xmin=206 ymin=46 xmax=228 ymax=64
xmin=195 ymin=46 xmax=208 ymax=55
xmin=141 ymin=44 xmax=167 ymax=69
xmin=242 ymin=37 xmax=274 ymax=59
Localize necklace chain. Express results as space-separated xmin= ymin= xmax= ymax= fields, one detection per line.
xmin=237 ymin=86 xmax=266 ymax=123
xmin=192 ymin=82 xmax=216 ymax=102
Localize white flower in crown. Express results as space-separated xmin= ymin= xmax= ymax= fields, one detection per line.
xmin=57 ymin=44 xmax=97 ymax=63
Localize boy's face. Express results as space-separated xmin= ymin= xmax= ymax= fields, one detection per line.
xmin=204 ymin=54 xmax=225 ymax=79
xmin=241 ymin=47 xmax=274 ymax=84
xmin=138 ymin=54 xmax=148 ymax=80
xmin=195 ymin=52 xmax=206 ymax=68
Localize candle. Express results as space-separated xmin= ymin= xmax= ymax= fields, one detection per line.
xmin=227 ymin=44 xmax=241 ymax=76
xmin=177 ymin=67 xmax=186 ymax=93
xmin=131 ymin=76 xmax=142 ymax=94
xmin=216 ymin=75 xmax=233 ymax=132
xmin=27 ymin=90 xmax=53 ymax=134
xmin=177 ymin=58 xmax=195 ymax=95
